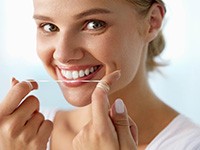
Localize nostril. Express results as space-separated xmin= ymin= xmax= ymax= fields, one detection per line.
xmin=53 ymin=47 xmax=85 ymax=64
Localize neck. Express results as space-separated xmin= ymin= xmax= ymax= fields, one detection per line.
xmin=109 ymin=66 xmax=178 ymax=145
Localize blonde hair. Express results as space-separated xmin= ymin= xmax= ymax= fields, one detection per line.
xmin=127 ymin=0 xmax=166 ymax=71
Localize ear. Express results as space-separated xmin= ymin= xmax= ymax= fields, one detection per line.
xmin=145 ymin=3 xmax=165 ymax=42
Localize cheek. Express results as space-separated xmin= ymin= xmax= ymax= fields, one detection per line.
xmin=108 ymin=31 xmax=144 ymax=89
xmin=36 ymin=36 xmax=56 ymax=78
xmin=37 ymin=36 xmax=51 ymax=61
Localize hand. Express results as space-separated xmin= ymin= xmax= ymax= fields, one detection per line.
xmin=72 ymin=71 xmax=138 ymax=150
xmin=0 ymin=78 xmax=53 ymax=150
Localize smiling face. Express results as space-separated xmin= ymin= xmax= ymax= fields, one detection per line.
xmin=33 ymin=0 xmax=150 ymax=107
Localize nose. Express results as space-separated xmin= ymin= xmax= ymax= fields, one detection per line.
xmin=53 ymin=31 xmax=84 ymax=63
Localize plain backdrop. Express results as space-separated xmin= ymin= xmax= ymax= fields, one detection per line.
xmin=0 ymin=0 xmax=200 ymax=123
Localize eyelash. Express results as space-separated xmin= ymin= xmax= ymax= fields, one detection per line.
xmin=83 ymin=19 xmax=107 ymax=31
xmin=38 ymin=19 xmax=107 ymax=34
xmin=39 ymin=23 xmax=59 ymax=33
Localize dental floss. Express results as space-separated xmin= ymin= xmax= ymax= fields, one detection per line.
xmin=35 ymin=80 xmax=111 ymax=92
xmin=24 ymin=81 xmax=34 ymax=90
xmin=96 ymin=81 xmax=110 ymax=92
xmin=31 ymin=80 xmax=101 ymax=83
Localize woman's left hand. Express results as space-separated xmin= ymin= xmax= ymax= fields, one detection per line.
xmin=72 ymin=71 xmax=138 ymax=150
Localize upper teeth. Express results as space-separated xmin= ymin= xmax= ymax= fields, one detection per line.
xmin=61 ymin=66 xmax=98 ymax=80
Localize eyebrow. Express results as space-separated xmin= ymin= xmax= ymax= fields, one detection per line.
xmin=33 ymin=15 xmax=54 ymax=22
xmin=74 ymin=8 xmax=112 ymax=19
xmin=33 ymin=8 xmax=112 ymax=21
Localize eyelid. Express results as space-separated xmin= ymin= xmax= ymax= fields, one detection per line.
xmin=38 ymin=22 xmax=59 ymax=33
xmin=83 ymin=19 xmax=107 ymax=31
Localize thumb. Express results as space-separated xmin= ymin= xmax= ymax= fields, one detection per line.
xmin=11 ymin=77 xmax=19 ymax=87
xmin=91 ymin=70 xmax=121 ymax=127
xmin=110 ymin=99 xmax=138 ymax=149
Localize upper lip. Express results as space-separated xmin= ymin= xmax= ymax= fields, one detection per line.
xmin=58 ymin=65 xmax=99 ymax=71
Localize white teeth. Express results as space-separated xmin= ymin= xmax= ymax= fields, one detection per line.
xmin=79 ymin=70 xmax=85 ymax=78
xmin=90 ymin=67 xmax=94 ymax=73
xmin=85 ymin=68 xmax=90 ymax=76
xmin=61 ymin=70 xmax=73 ymax=79
xmin=72 ymin=71 xmax=79 ymax=79
xmin=66 ymin=71 xmax=73 ymax=79
xmin=61 ymin=66 xmax=99 ymax=80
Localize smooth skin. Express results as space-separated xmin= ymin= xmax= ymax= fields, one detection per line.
xmin=0 ymin=0 xmax=178 ymax=149
xmin=0 ymin=72 xmax=137 ymax=150
xmin=0 ymin=79 xmax=53 ymax=150
xmin=34 ymin=0 xmax=178 ymax=149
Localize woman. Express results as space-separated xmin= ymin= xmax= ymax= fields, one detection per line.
xmin=1 ymin=0 xmax=200 ymax=149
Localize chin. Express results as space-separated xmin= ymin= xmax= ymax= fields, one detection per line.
xmin=60 ymin=86 xmax=94 ymax=107
xmin=64 ymin=94 xmax=92 ymax=107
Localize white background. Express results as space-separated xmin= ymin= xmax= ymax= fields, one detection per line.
xmin=0 ymin=0 xmax=200 ymax=123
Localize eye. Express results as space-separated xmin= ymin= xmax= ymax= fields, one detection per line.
xmin=84 ymin=20 xmax=106 ymax=31
xmin=41 ymin=23 xmax=59 ymax=32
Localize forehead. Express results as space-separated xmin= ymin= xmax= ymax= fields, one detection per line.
xmin=33 ymin=0 xmax=134 ymax=17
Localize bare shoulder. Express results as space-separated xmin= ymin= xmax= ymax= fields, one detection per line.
xmin=50 ymin=107 xmax=90 ymax=149
xmin=54 ymin=108 xmax=80 ymax=128
xmin=53 ymin=106 xmax=91 ymax=132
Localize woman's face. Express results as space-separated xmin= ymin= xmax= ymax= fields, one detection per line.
xmin=33 ymin=0 xmax=148 ymax=106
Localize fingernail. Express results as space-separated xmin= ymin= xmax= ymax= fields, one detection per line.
xmin=24 ymin=80 xmax=34 ymax=90
xmin=11 ymin=77 xmax=18 ymax=86
xmin=114 ymin=70 xmax=121 ymax=80
xmin=11 ymin=77 xmax=15 ymax=84
xmin=115 ymin=98 xmax=124 ymax=114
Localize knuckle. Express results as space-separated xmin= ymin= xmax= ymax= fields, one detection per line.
xmin=35 ymin=112 xmax=45 ymax=121
xmin=43 ymin=120 xmax=54 ymax=131
xmin=26 ymin=95 xmax=40 ymax=109
xmin=94 ymin=128 xmax=108 ymax=139
xmin=72 ymin=136 xmax=83 ymax=149
xmin=12 ymin=82 xmax=30 ymax=94
xmin=72 ymin=127 xmax=90 ymax=147
xmin=0 ymin=118 xmax=20 ymax=139
xmin=27 ymin=95 xmax=39 ymax=104
xmin=38 ymin=120 xmax=53 ymax=135
xmin=31 ymin=139 xmax=47 ymax=149
xmin=44 ymin=120 xmax=53 ymax=126
xmin=114 ymin=118 xmax=129 ymax=126
xmin=19 ymin=132 xmax=31 ymax=144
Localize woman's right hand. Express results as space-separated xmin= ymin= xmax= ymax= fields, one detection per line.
xmin=0 ymin=78 xmax=53 ymax=150
xmin=72 ymin=71 xmax=138 ymax=150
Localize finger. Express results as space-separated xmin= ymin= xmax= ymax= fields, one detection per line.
xmin=0 ymin=80 xmax=38 ymax=117
xmin=11 ymin=77 xmax=19 ymax=87
xmin=23 ymin=112 xmax=45 ymax=139
xmin=128 ymin=116 xmax=138 ymax=146
xmin=96 ymin=70 xmax=121 ymax=93
xmin=110 ymin=99 xmax=137 ymax=148
xmin=37 ymin=120 xmax=53 ymax=143
xmin=91 ymin=70 xmax=121 ymax=128
xmin=12 ymin=96 xmax=40 ymax=126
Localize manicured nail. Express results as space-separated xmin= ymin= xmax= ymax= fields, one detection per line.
xmin=115 ymin=98 xmax=124 ymax=114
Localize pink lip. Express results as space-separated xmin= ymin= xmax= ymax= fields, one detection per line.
xmin=56 ymin=65 xmax=102 ymax=87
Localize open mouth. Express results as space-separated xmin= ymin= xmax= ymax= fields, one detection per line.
xmin=60 ymin=65 xmax=101 ymax=80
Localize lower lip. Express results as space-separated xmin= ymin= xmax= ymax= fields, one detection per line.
xmin=57 ymin=66 xmax=102 ymax=87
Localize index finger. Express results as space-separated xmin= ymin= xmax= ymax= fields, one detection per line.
xmin=91 ymin=70 xmax=121 ymax=127
xmin=0 ymin=79 xmax=38 ymax=117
